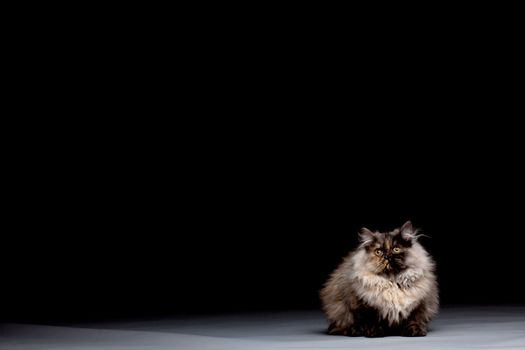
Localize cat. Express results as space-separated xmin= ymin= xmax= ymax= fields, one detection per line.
xmin=320 ymin=221 xmax=438 ymax=337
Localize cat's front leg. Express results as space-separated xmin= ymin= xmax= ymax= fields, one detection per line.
xmin=401 ymin=322 xmax=427 ymax=337
xmin=353 ymin=305 xmax=387 ymax=338
xmin=401 ymin=303 xmax=428 ymax=337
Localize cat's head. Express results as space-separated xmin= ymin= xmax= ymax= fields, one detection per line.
xmin=358 ymin=221 xmax=420 ymax=274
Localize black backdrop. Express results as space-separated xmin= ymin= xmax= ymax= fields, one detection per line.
xmin=4 ymin=124 xmax=525 ymax=323
xmin=3 ymin=6 xmax=524 ymax=325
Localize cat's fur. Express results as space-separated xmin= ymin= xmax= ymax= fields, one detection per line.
xmin=320 ymin=221 xmax=438 ymax=337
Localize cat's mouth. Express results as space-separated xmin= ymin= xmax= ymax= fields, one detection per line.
xmin=378 ymin=259 xmax=406 ymax=274
xmin=378 ymin=259 xmax=392 ymax=272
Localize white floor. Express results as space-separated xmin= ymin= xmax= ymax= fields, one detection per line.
xmin=1 ymin=306 xmax=524 ymax=349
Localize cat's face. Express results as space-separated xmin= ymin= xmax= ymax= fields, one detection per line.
xmin=359 ymin=221 xmax=416 ymax=275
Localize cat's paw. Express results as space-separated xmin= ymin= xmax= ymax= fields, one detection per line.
xmin=364 ymin=325 xmax=386 ymax=338
xmin=401 ymin=324 xmax=427 ymax=337
xmin=347 ymin=325 xmax=363 ymax=337
xmin=327 ymin=323 xmax=346 ymax=335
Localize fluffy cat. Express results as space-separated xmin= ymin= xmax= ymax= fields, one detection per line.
xmin=320 ymin=221 xmax=438 ymax=337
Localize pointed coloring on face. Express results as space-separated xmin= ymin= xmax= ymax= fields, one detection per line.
xmin=359 ymin=221 xmax=419 ymax=274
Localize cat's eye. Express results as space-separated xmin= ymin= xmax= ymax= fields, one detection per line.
xmin=375 ymin=249 xmax=383 ymax=256
xmin=393 ymin=247 xmax=401 ymax=253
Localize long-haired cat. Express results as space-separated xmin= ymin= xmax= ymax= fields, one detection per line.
xmin=320 ymin=221 xmax=438 ymax=337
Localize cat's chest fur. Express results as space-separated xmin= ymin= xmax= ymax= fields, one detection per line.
xmin=349 ymin=251 xmax=432 ymax=324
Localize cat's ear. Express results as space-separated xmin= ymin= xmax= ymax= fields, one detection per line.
xmin=400 ymin=221 xmax=416 ymax=241
xmin=359 ymin=227 xmax=376 ymax=245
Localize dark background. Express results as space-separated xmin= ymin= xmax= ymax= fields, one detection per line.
xmin=3 ymin=15 xmax=524 ymax=322
xmin=3 ymin=121 xmax=525 ymax=323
